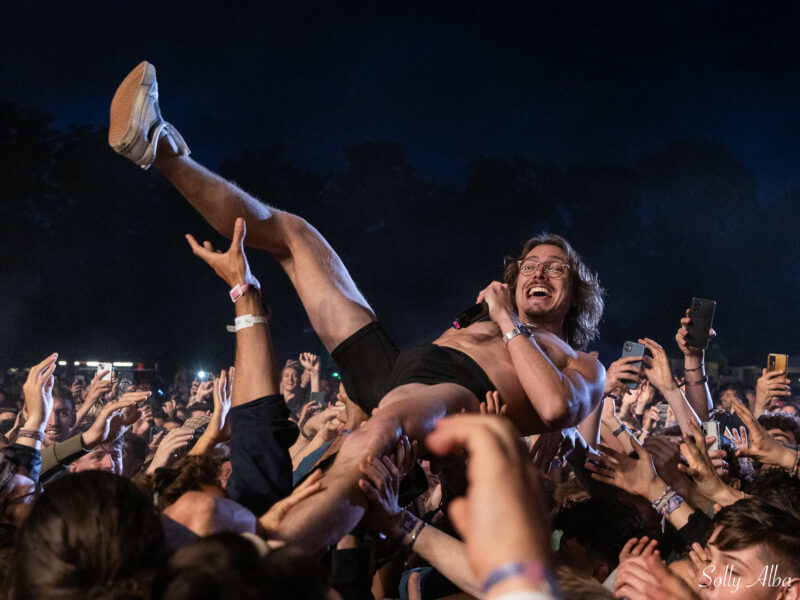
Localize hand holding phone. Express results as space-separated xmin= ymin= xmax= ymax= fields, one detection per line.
xmin=620 ymin=341 xmax=646 ymax=390
xmin=685 ymin=298 xmax=716 ymax=349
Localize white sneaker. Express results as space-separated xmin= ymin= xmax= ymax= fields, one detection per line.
xmin=108 ymin=61 xmax=190 ymax=169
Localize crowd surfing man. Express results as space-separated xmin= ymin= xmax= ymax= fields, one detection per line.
xmin=108 ymin=61 xmax=606 ymax=552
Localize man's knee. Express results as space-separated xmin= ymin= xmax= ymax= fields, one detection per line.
xmin=340 ymin=415 xmax=402 ymax=461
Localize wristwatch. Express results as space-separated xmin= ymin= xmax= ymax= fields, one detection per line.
xmin=502 ymin=324 xmax=532 ymax=345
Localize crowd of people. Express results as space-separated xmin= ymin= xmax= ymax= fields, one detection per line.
xmin=2 ymin=61 xmax=800 ymax=600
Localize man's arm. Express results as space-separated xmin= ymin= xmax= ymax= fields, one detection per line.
xmin=676 ymin=308 xmax=713 ymax=421
xmin=477 ymin=281 xmax=604 ymax=429
xmin=186 ymin=217 xmax=296 ymax=513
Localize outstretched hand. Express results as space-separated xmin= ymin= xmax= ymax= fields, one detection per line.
xmin=21 ymin=353 xmax=58 ymax=430
xmin=676 ymin=308 xmax=716 ymax=358
xmin=426 ymin=415 xmax=550 ymax=583
xmin=639 ymin=338 xmax=677 ymax=394
xmin=82 ymin=391 xmax=151 ymax=448
xmin=186 ymin=217 xmax=260 ymax=290
xmin=260 ymin=470 xmax=324 ymax=533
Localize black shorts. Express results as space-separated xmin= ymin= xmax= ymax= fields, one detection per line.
xmin=331 ymin=322 xmax=495 ymax=413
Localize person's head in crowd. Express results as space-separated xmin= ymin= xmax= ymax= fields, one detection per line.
xmin=767 ymin=401 xmax=800 ymax=417
xmin=164 ymin=418 xmax=183 ymax=431
xmin=0 ymin=472 xmax=38 ymax=529
xmin=68 ymin=441 xmax=123 ymax=475
xmin=745 ymin=387 xmax=757 ymax=409
xmin=718 ymin=435 xmax=755 ymax=491
xmin=14 ymin=471 xmax=164 ymax=600
xmin=758 ymin=412 xmax=800 ymax=447
xmin=152 ymin=409 xmax=168 ymax=428
xmin=503 ymin=232 xmax=603 ymax=351
xmin=153 ymin=535 xmax=335 ymax=600
xmin=281 ymin=360 xmax=302 ymax=395
xmin=144 ymin=454 xmax=223 ymax=511
xmin=122 ymin=433 xmax=149 ymax=478
xmin=553 ymin=496 xmax=654 ymax=582
xmin=189 ymin=402 xmax=212 ymax=418
xmin=702 ymin=497 xmax=800 ymax=599
xmin=716 ymin=382 xmax=745 ymax=412
xmin=750 ymin=469 xmax=800 ymax=519
xmin=0 ymin=407 xmax=17 ymax=436
xmin=175 ymin=406 xmax=189 ymax=422
xmin=43 ymin=384 xmax=76 ymax=446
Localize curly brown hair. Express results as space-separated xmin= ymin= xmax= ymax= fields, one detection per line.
xmin=504 ymin=233 xmax=603 ymax=351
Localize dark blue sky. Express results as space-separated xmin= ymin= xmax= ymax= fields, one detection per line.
xmin=3 ymin=1 xmax=800 ymax=371
xmin=4 ymin=1 xmax=800 ymax=199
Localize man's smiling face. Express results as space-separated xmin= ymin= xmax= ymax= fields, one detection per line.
xmin=515 ymin=243 xmax=573 ymax=326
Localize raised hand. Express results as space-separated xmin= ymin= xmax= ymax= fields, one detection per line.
xmin=639 ymin=338 xmax=677 ymax=394
xmin=426 ymin=415 xmax=550 ymax=584
xmin=615 ymin=555 xmax=700 ymax=600
xmin=147 ymin=428 xmax=195 ymax=473
xmin=605 ymin=355 xmax=644 ymax=397
xmin=186 ymin=217 xmax=260 ymax=290
xmin=585 ymin=437 xmax=662 ymax=500
xmin=678 ymin=420 xmax=740 ymax=506
xmin=298 ymin=352 xmax=320 ymax=373
xmin=755 ymin=368 xmax=791 ymax=415
xmin=82 ymin=391 xmax=151 ymax=448
xmin=85 ymin=370 xmax=114 ymax=406
xmin=619 ymin=536 xmax=660 ymax=565
xmin=22 ymin=353 xmax=58 ymax=429
xmin=731 ymin=397 xmax=797 ymax=469
xmin=358 ymin=451 xmax=404 ymax=534
xmin=729 ymin=426 xmax=749 ymax=452
xmin=676 ymin=308 xmax=716 ymax=359
xmin=480 ymin=390 xmax=507 ymax=416
xmin=194 ymin=380 xmax=214 ymax=405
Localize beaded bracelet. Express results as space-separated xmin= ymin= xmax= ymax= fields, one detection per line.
xmin=17 ymin=429 xmax=44 ymax=442
xmin=482 ymin=561 xmax=559 ymax=596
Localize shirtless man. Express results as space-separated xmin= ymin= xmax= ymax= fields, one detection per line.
xmin=108 ymin=61 xmax=606 ymax=552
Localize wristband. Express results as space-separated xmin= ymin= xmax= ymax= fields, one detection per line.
xmin=482 ymin=562 xmax=557 ymax=596
xmin=684 ymin=365 xmax=703 ymax=372
xmin=229 ymin=283 xmax=258 ymax=303
xmin=406 ymin=519 xmax=427 ymax=552
xmin=684 ymin=376 xmax=708 ymax=386
xmin=17 ymin=429 xmax=45 ymax=442
xmin=226 ymin=314 xmax=269 ymax=332
xmin=612 ymin=424 xmax=629 ymax=437
xmin=299 ymin=427 xmax=314 ymax=441
xmin=791 ymin=450 xmax=800 ymax=479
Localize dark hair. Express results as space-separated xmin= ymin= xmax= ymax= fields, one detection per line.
xmin=15 ymin=471 xmax=164 ymax=600
xmin=504 ymin=233 xmax=603 ymax=351
xmin=139 ymin=454 xmax=222 ymax=510
xmin=710 ymin=497 xmax=800 ymax=578
xmin=750 ymin=468 xmax=800 ymax=518
xmin=758 ymin=412 xmax=800 ymax=446
xmin=152 ymin=533 xmax=266 ymax=600
xmin=554 ymin=496 xmax=652 ymax=569
xmin=715 ymin=382 xmax=745 ymax=404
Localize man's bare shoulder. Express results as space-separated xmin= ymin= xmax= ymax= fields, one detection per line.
xmin=533 ymin=330 xmax=604 ymax=383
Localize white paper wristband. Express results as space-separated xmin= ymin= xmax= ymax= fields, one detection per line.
xmin=226 ymin=314 xmax=269 ymax=332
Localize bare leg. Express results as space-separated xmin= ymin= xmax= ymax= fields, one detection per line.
xmin=153 ymin=142 xmax=373 ymax=351
xmin=277 ymin=383 xmax=480 ymax=554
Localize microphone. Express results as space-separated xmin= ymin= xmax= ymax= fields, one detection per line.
xmin=452 ymin=301 xmax=489 ymax=329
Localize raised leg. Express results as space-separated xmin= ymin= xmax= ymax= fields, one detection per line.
xmin=153 ymin=143 xmax=374 ymax=352
xmin=277 ymin=383 xmax=480 ymax=554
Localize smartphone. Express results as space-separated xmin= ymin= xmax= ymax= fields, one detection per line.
xmin=767 ymin=353 xmax=789 ymax=373
xmin=702 ymin=420 xmax=720 ymax=451
xmin=97 ymin=363 xmax=113 ymax=381
xmin=75 ymin=375 xmax=85 ymax=384
xmin=656 ymin=403 xmax=669 ymax=428
xmin=621 ymin=341 xmax=646 ymax=390
xmin=685 ymin=298 xmax=716 ymax=349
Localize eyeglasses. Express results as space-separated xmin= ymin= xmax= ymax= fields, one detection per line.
xmin=517 ymin=259 xmax=570 ymax=278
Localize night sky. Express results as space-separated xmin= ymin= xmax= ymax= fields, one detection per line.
xmin=3 ymin=1 xmax=800 ymax=374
